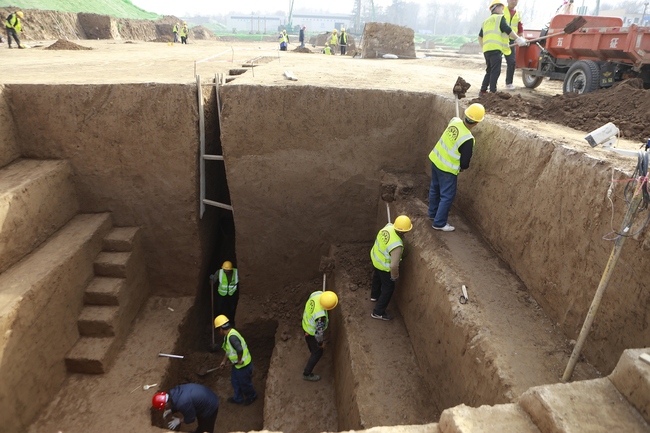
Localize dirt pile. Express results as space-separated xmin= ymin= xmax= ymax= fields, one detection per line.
xmin=44 ymin=39 xmax=92 ymax=50
xmin=361 ymin=22 xmax=415 ymax=59
xmin=459 ymin=42 xmax=481 ymax=54
xmin=191 ymin=26 xmax=217 ymax=40
xmin=473 ymin=79 xmax=650 ymax=143
xmin=292 ymin=46 xmax=312 ymax=53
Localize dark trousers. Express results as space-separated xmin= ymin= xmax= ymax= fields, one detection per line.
xmin=303 ymin=335 xmax=323 ymax=376
xmin=181 ymin=36 xmax=187 ymax=44
xmin=371 ymin=268 xmax=395 ymax=316
xmin=214 ymin=290 xmax=239 ymax=328
xmin=6 ymin=28 xmax=20 ymax=47
xmin=428 ymin=162 xmax=459 ymax=228
xmin=173 ymin=32 xmax=178 ymax=43
xmin=340 ymin=45 xmax=347 ymax=55
xmin=480 ymin=50 xmax=503 ymax=93
xmin=195 ymin=407 xmax=219 ymax=433
xmin=231 ymin=363 xmax=257 ymax=403
xmin=505 ymin=45 xmax=516 ymax=85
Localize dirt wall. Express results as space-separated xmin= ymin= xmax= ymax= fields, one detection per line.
xmin=219 ymin=85 xmax=432 ymax=294
xmin=0 ymin=8 xmax=86 ymax=40
xmin=361 ymin=22 xmax=416 ymax=59
xmin=5 ymin=83 xmax=216 ymax=296
xmin=0 ymin=86 xmax=19 ymax=168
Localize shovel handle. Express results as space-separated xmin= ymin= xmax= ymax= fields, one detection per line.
xmin=509 ymin=31 xmax=565 ymax=47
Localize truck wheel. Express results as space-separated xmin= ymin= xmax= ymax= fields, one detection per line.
xmin=563 ymin=60 xmax=600 ymax=94
xmin=522 ymin=70 xmax=544 ymax=89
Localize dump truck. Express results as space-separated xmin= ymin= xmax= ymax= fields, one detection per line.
xmin=516 ymin=14 xmax=650 ymax=94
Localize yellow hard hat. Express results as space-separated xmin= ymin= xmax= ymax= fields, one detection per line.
xmin=319 ymin=291 xmax=338 ymax=310
xmin=221 ymin=261 xmax=233 ymax=271
xmin=465 ymin=103 xmax=485 ymax=123
xmin=341 ymin=28 xmax=345 ymax=32
xmin=333 ymin=29 xmax=338 ymax=32
xmin=394 ymin=215 xmax=413 ymax=232
xmin=488 ymin=0 xmax=506 ymax=10
xmin=16 ymin=11 xmax=24 ymax=18
xmin=214 ymin=314 xmax=230 ymax=328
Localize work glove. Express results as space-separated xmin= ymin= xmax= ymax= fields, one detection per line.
xmin=515 ymin=36 xmax=528 ymax=47
xmin=167 ymin=417 xmax=181 ymax=430
xmin=162 ymin=409 xmax=172 ymax=418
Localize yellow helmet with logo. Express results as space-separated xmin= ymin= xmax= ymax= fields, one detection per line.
xmin=319 ymin=291 xmax=338 ymax=310
xmin=214 ymin=315 xmax=230 ymax=328
xmin=394 ymin=215 xmax=413 ymax=232
xmin=465 ymin=103 xmax=485 ymax=123
xmin=221 ymin=261 xmax=233 ymax=271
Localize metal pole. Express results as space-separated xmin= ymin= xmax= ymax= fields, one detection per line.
xmin=197 ymin=75 xmax=206 ymax=219
xmin=562 ymin=184 xmax=644 ymax=381
xmin=642 ymin=2 xmax=649 ymax=26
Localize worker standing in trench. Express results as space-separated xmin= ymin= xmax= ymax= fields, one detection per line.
xmin=370 ymin=215 xmax=413 ymax=320
xmin=152 ymin=383 xmax=219 ymax=432
xmin=478 ymin=0 xmax=528 ymax=95
xmin=428 ymin=104 xmax=485 ymax=232
xmin=214 ymin=260 xmax=239 ymax=327
xmin=215 ymin=315 xmax=258 ymax=405
xmin=302 ymin=290 xmax=339 ymax=381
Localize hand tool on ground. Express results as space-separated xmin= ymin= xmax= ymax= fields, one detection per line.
xmin=143 ymin=383 xmax=158 ymax=390
xmin=509 ymin=16 xmax=587 ymax=47
xmin=196 ymin=366 xmax=220 ymax=377
xmin=452 ymin=77 xmax=471 ymax=118
xmin=208 ymin=273 xmax=219 ymax=352
xmin=158 ymin=352 xmax=184 ymax=359
xmin=460 ymin=285 xmax=469 ymax=304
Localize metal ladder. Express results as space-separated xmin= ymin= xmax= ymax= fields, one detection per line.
xmin=197 ymin=73 xmax=233 ymax=219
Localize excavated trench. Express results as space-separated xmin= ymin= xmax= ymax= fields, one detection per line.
xmin=6 ymin=81 xmax=650 ymax=433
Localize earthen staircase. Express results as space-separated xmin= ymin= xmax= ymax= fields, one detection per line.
xmin=0 ymin=157 xmax=150 ymax=429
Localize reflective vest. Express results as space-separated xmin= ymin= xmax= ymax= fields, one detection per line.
xmin=173 ymin=25 xmax=178 ymax=33
xmin=503 ymin=7 xmax=521 ymax=39
xmin=279 ymin=33 xmax=288 ymax=43
xmin=180 ymin=26 xmax=188 ymax=37
xmin=340 ymin=33 xmax=347 ymax=45
xmin=329 ymin=33 xmax=338 ymax=45
xmin=217 ymin=269 xmax=238 ymax=296
xmin=5 ymin=14 xmax=21 ymax=32
xmin=429 ymin=117 xmax=474 ymax=175
xmin=482 ymin=14 xmax=510 ymax=55
xmin=222 ymin=328 xmax=251 ymax=368
xmin=370 ymin=223 xmax=403 ymax=272
xmin=324 ymin=46 xmax=331 ymax=55
xmin=302 ymin=291 xmax=328 ymax=335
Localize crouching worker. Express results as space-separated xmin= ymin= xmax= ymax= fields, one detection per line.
xmin=216 ymin=314 xmax=258 ymax=406
xmin=152 ymin=383 xmax=219 ymax=432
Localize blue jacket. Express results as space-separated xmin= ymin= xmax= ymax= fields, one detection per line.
xmin=169 ymin=383 xmax=219 ymax=423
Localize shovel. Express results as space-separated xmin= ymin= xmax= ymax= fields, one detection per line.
xmin=510 ymin=16 xmax=587 ymax=47
xmin=196 ymin=366 xmax=220 ymax=377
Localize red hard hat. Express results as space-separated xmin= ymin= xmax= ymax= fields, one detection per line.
xmin=152 ymin=392 xmax=168 ymax=411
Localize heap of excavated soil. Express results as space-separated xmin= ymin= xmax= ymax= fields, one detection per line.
xmin=44 ymin=39 xmax=92 ymax=50
xmin=292 ymin=46 xmax=312 ymax=53
xmin=473 ymin=79 xmax=650 ymax=143
xmin=191 ymin=25 xmax=218 ymax=40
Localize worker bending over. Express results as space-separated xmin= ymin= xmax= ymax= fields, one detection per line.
xmin=152 ymin=383 xmax=219 ymax=432
xmin=5 ymin=11 xmax=24 ymax=49
xmin=478 ymin=0 xmax=527 ymax=94
xmin=216 ymin=315 xmax=258 ymax=406
xmin=370 ymin=215 xmax=412 ymax=320
xmin=428 ymin=104 xmax=485 ymax=231
xmin=302 ymin=290 xmax=338 ymax=381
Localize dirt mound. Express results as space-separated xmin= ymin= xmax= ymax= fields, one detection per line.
xmin=293 ymin=46 xmax=312 ymax=53
xmin=191 ymin=26 xmax=217 ymax=40
xmin=473 ymin=79 xmax=650 ymax=143
xmin=361 ymin=22 xmax=415 ymax=59
xmin=459 ymin=42 xmax=481 ymax=54
xmin=44 ymin=39 xmax=92 ymax=50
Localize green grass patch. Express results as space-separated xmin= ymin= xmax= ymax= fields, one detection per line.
xmin=0 ymin=0 xmax=159 ymax=19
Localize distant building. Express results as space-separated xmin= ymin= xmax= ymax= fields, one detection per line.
xmin=599 ymin=8 xmax=649 ymax=26
xmin=227 ymin=13 xmax=354 ymax=34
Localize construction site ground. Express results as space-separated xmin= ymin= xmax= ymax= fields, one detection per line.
xmin=5 ymin=38 xmax=649 ymax=433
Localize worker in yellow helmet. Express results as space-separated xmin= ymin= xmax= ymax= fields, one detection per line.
xmin=215 ymin=315 xmax=258 ymax=406
xmin=179 ymin=22 xmax=189 ymax=44
xmin=338 ymin=27 xmax=348 ymax=55
xmin=172 ymin=22 xmax=179 ymax=43
xmin=478 ymin=0 xmax=527 ymax=94
xmin=279 ymin=29 xmax=288 ymax=51
xmin=323 ymin=42 xmax=331 ymax=55
xmin=211 ymin=260 xmax=239 ymax=327
xmin=5 ymin=11 xmax=24 ymax=49
xmin=302 ymin=290 xmax=338 ymax=381
xmin=329 ymin=29 xmax=338 ymax=54
xmin=370 ymin=215 xmax=412 ymax=320
xmin=428 ymin=103 xmax=485 ymax=232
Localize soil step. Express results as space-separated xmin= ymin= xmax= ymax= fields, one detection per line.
xmin=94 ymin=252 xmax=132 ymax=278
xmin=609 ymin=348 xmax=650 ymax=424
xmin=519 ymin=378 xmax=650 ymax=432
xmin=0 ymin=158 xmax=79 ymax=274
xmin=78 ymin=306 xmax=119 ymax=337
xmin=83 ymin=277 xmax=125 ymax=306
xmin=65 ymin=336 xmax=117 ymax=374
xmin=439 ymin=403 xmax=540 ymax=433
xmin=102 ymin=227 xmax=140 ymax=252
